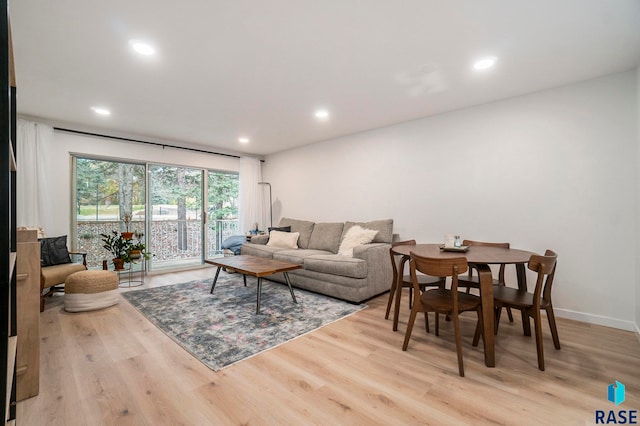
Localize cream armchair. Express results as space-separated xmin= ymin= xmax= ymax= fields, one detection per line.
xmin=18 ymin=227 xmax=87 ymax=311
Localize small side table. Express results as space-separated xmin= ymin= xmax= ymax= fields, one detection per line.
xmin=103 ymin=258 xmax=146 ymax=288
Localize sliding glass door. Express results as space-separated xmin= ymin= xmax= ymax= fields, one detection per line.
xmin=74 ymin=157 xmax=239 ymax=271
xmin=206 ymin=171 xmax=239 ymax=258
xmin=73 ymin=157 xmax=146 ymax=269
xmin=148 ymin=164 xmax=203 ymax=271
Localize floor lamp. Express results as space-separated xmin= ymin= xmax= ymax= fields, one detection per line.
xmin=258 ymin=182 xmax=272 ymax=229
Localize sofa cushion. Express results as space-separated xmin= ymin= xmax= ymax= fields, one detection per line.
xmin=41 ymin=262 xmax=86 ymax=287
xmin=278 ymin=218 xmax=315 ymax=249
xmin=240 ymin=243 xmax=286 ymax=259
xmin=308 ymin=222 xmax=344 ymax=254
xmin=266 ymin=230 xmax=300 ymax=249
xmin=338 ymin=225 xmax=378 ymax=257
xmin=273 ymin=249 xmax=331 ymax=265
xmin=304 ymin=254 xmax=368 ymax=279
xmin=343 ymin=219 xmax=393 ymax=244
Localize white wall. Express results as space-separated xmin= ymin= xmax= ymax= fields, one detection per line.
xmin=43 ymin=131 xmax=240 ymax=237
xmin=263 ymin=71 xmax=638 ymax=331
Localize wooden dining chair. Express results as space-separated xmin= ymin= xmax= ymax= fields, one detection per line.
xmin=493 ymin=249 xmax=559 ymax=371
xmin=457 ymin=239 xmax=514 ymax=323
xmin=402 ymin=252 xmax=483 ymax=377
xmin=386 ymin=240 xmax=445 ymax=331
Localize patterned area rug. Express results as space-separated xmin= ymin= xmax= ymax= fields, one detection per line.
xmin=122 ymin=274 xmax=365 ymax=370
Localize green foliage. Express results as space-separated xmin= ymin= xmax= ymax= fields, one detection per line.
xmin=100 ymin=230 xmax=151 ymax=263
xmin=100 ymin=231 xmax=132 ymax=260
xmin=76 ymin=157 xmax=145 ymax=217
xmin=208 ymin=172 xmax=238 ymax=220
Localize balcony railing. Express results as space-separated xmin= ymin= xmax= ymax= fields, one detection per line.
xmin=76 ymin=219 xmax=239 ymax=269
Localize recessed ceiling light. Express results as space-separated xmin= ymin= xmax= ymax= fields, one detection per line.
xmin=129 ymin=39 xmax=155 ymax=56
xmin=238 ymin=137 xmax=250 ymax=143
xmin=314 ymin=109 xmax=329 ymax=120
xmin=91 ymin=106 xmax=111 ymax=116
xmin=473 ymin=56 xmax=497 ymax=71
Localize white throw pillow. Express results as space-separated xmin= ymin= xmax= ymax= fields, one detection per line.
xmin=338 ymin=225 xmax=378 ymax=257
xmin=266 ymin=230 xmax=300 ymax=249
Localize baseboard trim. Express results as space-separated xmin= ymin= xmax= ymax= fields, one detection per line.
xmin=554 ymin=308 xmax=638 ymax=333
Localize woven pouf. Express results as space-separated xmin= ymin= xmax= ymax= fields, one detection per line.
xmin=64 ymin=270 xmax=119 ymax=312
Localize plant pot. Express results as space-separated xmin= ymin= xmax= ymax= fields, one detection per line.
xmin=113 ymin=258 xmax=125 ymax=270
xmin=121 ymin=232 xmax=134 ymax=240
xmin=129 ymin=250 xmax=141 ymax=260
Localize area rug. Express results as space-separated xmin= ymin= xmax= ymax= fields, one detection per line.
xmin=122 ymin=274 xmax=365 ymax=370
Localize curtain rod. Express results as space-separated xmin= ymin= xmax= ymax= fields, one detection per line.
xmin=54 ymin=127 xmax=242 ymax=159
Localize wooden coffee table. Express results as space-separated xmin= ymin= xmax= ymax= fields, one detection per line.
xmin=204 ymin=255 xmax=301 ymax=314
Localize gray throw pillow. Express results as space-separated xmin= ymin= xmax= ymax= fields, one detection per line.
xmin=308 ymin=222 xmax=345 ymax=253
xmin=39 ymin=235 xmax=72 ymax=267
xmin=278 ymin=218 xmax=315 ymax=249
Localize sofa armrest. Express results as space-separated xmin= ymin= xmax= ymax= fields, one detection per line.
xmin=353 ymin=243 xmax=393 ymax=295
xmin=352 ymin=243 xmax=389 ymax=261
xmin=250 ymin=234 xmax=269 ymax=245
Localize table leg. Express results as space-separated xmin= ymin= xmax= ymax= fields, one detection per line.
xmin=476 ymin=265 xmax=495 ymax=367
xmin=393 ymin=256 xmax=409 ymax=331
xmin=516 ymin=264 xmax=531 ymax=336
xmin=210 ymin=266 xmax=222 ymax=293
xmin=283 ymin=272 xmax=297 ymax=304
xmin=243 ymin=274 xmax=247 ymax=287
xmin=256 ymin=277 xmax=262 ymax=314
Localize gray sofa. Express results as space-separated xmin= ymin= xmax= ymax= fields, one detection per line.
xmin=241 ymin=217 xmax=393 ymax=303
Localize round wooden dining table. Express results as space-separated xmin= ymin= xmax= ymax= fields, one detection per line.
xmin=391 ymin=243 xmax=537 ymax=367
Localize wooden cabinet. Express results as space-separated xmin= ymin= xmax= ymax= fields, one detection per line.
xmin=15 ymin=231 xmax=39 ymax=401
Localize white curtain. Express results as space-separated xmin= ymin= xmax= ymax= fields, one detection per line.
xmin=16 ymin=119 xmax=53 ymax=231
xmin=238 ymin=157 xmax=263 ymax=233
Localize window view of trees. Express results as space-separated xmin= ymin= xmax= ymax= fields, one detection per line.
xmin=76 ymin=158 xmax=145 ymax=222
xmin=75 ymin=158 xmax=145 ymax=267
xmin=74 ymin=157 xmax=240 ymax=270
xmin=208 ymin=172 xmax=239 ymax=258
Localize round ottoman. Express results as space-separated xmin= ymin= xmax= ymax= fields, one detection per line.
xmin=64 ymin=270 xmax=119 ymax=312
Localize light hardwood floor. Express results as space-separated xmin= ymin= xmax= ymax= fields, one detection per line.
xmin=17 ymin=268 xmax=640 ymax=425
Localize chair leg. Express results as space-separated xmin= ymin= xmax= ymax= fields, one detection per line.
xmin=408 ymin=287 xmax=413 ymax=310
xmin=452 ymin=311 xmax=464 ymax=377
xmin=532 ymin=310 xmax=545 ymax=371
xmin=384 ymin=277 xmax=397 ymax=320
xmin=494 ymin=304 xmax=503 ymax=335
xmin=402 ymin=306 xmax=419 ymax=351
xmin=506 ymin=306 xmax=514 ymax=322
xmin=472 ymin=308 xmax=483 ymax=347
xmin=435 ymin=312 xmax=440 ymax=336
xmin=546 ymin=306 xmax=561 ymax=350
xmin=423 ymin=312 xmax=430 ymax=333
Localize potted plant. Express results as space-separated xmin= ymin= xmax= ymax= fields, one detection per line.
xmin=121 ymin=213 xmax=134 ymax=239
xmin=128 ymin=240 xmax=150 ymax=262
xmin=100 ymin=230 xmax=132 ymax=270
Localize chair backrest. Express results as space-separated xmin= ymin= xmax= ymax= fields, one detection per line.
xmin=410 ymin=252 xmax=467 ymax=287
xmin=462 ymin=239 xmax=509 ymax=249
xmin=410 ymin=252 xmax=468 ymax=312
xmin=462 ymin=239 xmax=510 ymax=279
xmin=390 ymin=239 xmax=417 ymax=278
xmin=527 ymin=249 xmax=558 ymax=307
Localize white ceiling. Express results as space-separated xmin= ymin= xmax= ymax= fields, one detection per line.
xmin=10 ymin=0 xmax=640 ymax=156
